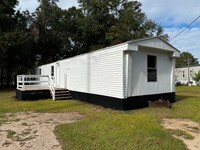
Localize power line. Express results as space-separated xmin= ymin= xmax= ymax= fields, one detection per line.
xmin=170 ymin=15 xmax=200 ymax=41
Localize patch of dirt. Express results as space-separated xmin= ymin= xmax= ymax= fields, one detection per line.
xmin=0 ymin=111 xmax=83 ymax=150
xmin=163 ymin=118 xmax=200 ymax=150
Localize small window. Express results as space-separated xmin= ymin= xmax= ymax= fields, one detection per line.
xmin=147 ymin=55 xmax=157 ymax=82
xmin=51 ymin=66 xmax=54 ymax=76
xmin=39 ymin=69 xmax=41 ymax=75
xmin=183 ymin=71 xmax=185 ymax=78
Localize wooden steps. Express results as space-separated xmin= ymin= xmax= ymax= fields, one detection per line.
xmin=54 ymin=88 xmax=72 ymax=100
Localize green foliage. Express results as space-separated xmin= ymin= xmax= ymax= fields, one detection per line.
xmin=34 ymin=0 xmax=64 ymax=64
xmin=176 ymin=52 xmax=199 ymax=68
xmin=0 ymin=0 xmax=37 ymax=86
xmin=193 ymin=71 xmax=200 ymax=85
xmin=77 ymin=0 xmax=164 ymax=50
xmin=0 ymin=0 xmax=18 ymax=33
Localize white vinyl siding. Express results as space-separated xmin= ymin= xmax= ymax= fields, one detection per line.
xmin=130 ymin=49 xmax=173 ymax=96
xmin=58 ymin=48 xmax=124 ymax=99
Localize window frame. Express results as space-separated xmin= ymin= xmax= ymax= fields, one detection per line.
xmin=147 ymin=55 xmax=157 ymax=82
xmin=39 ymin=69 xmax=41 ymax=75
xmin=51 ymin=66 xmax=54 ymax=76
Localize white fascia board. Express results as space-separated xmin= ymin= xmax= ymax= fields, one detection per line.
xmin=125 ymin=37 xmax=180 ymax=57
xmin=173 ymin=51 xmax=180 ymax=57
xmin=168 ymin=51 xmax=180 ymax=58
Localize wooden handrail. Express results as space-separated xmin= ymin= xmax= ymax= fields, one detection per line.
xmin=17 ymin=75 xmax=56 ymax=100
xmin=48 ymin=75 xmax=56 ymax=100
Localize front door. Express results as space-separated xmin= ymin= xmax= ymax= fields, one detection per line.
xmin=56 ymin=63 xmax=60 ymax=86
xmin=64 ymin=73 xmax=67 ymax=89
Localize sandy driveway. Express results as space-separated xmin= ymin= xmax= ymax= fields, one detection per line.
xmin=163 ymin=118 xmax=200 ymax=150
xmin=0 ymin=111 xmax=82 ymax=150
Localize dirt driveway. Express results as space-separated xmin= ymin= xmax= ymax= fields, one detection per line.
xmin=0 ymin=111 xmax=82 ymax=150
xmin=163 ymin=118 xmax=200 ymax=150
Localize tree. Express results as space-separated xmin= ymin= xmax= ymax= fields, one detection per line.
xmin=0 ymin=0 xmax=37 ymax=86
xmin=0 ymin=0 xmax=18 ymax=33
xmin=32 ymin=0 xmax=165 ymax=63
xmin=77 ymin=0 xmax=164 ymax=52
xmin=33 ymin=0 xmax=66 ymax=64
xmin=176 ymin=52 xmax=199 ymax=68
xmin=0 ymin=0 xmax=18 ymax=86
xmin=193 ymin=71 xmax=200 ymax=86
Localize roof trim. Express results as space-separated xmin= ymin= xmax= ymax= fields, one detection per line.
xmin=127 ymin=36 xmax=180 ymax=53
xmin=176 ymin=64 xmax=200 ymax=69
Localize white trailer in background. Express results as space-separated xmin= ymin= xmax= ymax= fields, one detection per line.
xmin=175 ymin=65 xmax=200 ymax=85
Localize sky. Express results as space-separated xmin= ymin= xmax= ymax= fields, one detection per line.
xmin=17 ymin=0 xmax=200 ymax=60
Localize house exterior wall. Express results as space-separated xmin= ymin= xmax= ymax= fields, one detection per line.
xmin=175 ymin=65 xmax=200 ymax=85
xmin=128 ymin=49 xmax=175 ymax=97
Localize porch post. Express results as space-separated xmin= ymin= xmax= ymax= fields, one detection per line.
xmin=127 ymin=51 xmax=133 ymax=97
xmin=22 ymin=75 xmax=25 ymax=89
xmin=171 ymin=58 xmax=176 ymax=92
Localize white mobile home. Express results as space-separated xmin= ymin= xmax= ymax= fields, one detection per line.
xmin=175 ymin=65 xmax=200 ymax=85
xmin=30 ymin=37 xmax=179 ymax=109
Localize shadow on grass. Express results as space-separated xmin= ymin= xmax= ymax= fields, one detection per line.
xmin=0 ymin=87 xmax=16 ymax=92
xmin=175 ymin=95 xmax=197 ymax=102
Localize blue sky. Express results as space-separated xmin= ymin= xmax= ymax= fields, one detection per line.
xmin=17 ymin=0 xmax=200 ymax=61
xmin=138 ymin=0 xmax=200 ymax=61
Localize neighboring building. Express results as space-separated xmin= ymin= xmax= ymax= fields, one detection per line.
xmin=17 ymin=37 xmax=180 ymax=110
xmin=175 ymin=65 xmax=200 ymax=85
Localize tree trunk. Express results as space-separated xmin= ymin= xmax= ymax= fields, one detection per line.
xmin=6 ymin=68 xmax=9 ymax=86
xmin=0 ymin=67 xmax=4 ymax=87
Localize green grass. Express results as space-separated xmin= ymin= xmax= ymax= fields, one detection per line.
xmin=56 ymin=112 xmax=186 ymax=150
xmin=168 ymin=129 xmax=194 ymax=140
xmin=1 ymin=86 xmax=200 ymax=149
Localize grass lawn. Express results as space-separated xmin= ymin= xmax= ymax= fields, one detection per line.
xmin=1 ymin=86 xmax=200 ymax=149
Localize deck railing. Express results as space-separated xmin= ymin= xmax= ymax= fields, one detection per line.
xmin=48 ymin=75 xmax=56 ymax=100
xmin=17 ymin=75 xmax=56 ymax=100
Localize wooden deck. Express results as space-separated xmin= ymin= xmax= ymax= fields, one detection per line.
xmin=17 ymin=87 xmax=66 ymax=91
xmin=16 ymin=87 xmax=71 ymax=100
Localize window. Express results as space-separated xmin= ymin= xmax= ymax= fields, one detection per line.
xmin=51 ymin=66 xmax=54 ymax=76
xmin=190 ymin=70 xmax=193 ymax=76
xmin=39 ymin=69 xmax=41 ymax=75
xmin=147 ymin=55 xmax=157 ymax=82
xmin=183 ymin=71 xmax=185 ymax=78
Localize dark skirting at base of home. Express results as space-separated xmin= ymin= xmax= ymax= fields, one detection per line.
xmin=70 ymin=91 xmax=175 ymax=110
xmin=16 ymin=89 xmax=51 ymax=100
xmin=16 ymin=89 xmax=175 ymax=110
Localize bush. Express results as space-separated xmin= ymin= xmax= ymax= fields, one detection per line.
xmin=193 ymin=71 xmax=200 ymax=86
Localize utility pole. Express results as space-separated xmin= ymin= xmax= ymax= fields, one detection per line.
xmin=187 ymin=52 xmax=190 ymax=86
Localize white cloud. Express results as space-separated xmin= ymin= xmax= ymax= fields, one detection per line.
xmin=138 ymin=0 xmax=200 ymax=27
xmin=17 ymin=0 xmax=78 ymax=13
